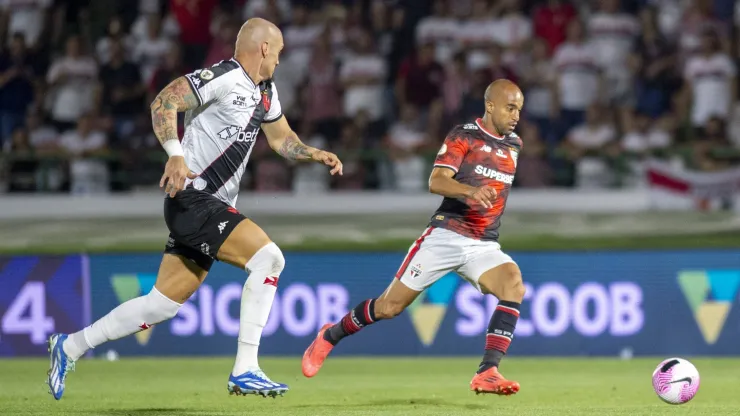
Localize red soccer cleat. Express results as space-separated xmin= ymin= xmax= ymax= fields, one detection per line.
xmin=470 ymin=367 xmax=520 ymax=396
xmin=302 ymin=323 xmax=334 ymax=378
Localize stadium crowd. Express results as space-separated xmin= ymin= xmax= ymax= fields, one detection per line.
xmin=1 ymin=0 xmax=739 ymax=194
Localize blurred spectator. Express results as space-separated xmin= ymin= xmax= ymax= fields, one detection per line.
xmin=59 ymin=113 xmax=109 ymax=194
xmin=416 ymin=0 xmax=459 ymax=63
xmin=493 ymin=0 xmax=532 ymax=50
xmin=562 ymin=104 xmax=617 ymax=188
xmin=395 ymin=42 xmax=444 ymax=130
xmin=25 ymin=109 xmax=58 ymax=153
xmin=679 ymin=0 xmax=731 ymax=57
xmin=459 ymin=68 xmax=488 ymax=123
xmin=251 ymin=133 xmax=291 ymax=192
xmin=202 ymin=17 xmax=238 ymax=67
xmin=0 ymin=0 xmax=52 ymax=50
xmin=242 ymin=0 xmax=291 ymax=22
xmin=683 ymin=29 xmax=737 ymax=129
xmin=169 ymin=0 xmax=218 ymax=69
xmin=458 ymin=0 xmax=495 ymax=50
xmin=514 ymin=121 xmax=553 ymax=188
xmin=131 ymin=11 xmax=180 ymax=43
xmin=0 ymin=33 xmax=36 ymax=145
xmin=96 ymin=16 xmax=135 ymax=65
xmin=46 ymin=35 xmax=98 ymax=131
xmin=98 ymin=38 xmax=146 ymax=143
xmin=302 ymin=35 xmax=342 ymax=144
xmin=340 ymin=29 xmax=386 ymax=122
xmin=533 ymin=0 xmax=577 ymax=54
xmin=622 ymin=111 xmax=672 ymax=155
xmin=442 ymin=51 xmax=468 ymax=125
xmin=133 ymin=13 xmax=173 ymax=84
xmin=588 ymin=0 xmax=640 ymax=116
xmin=552 ymin=19 xmax=603 ymax=141
xmin=4 ymin=126 xmax=37 ymax=191
xmin=282 ymin=4 xmax=323 ymax=73
xmin=331 ymin=119 xmax=365 ymax=190
xmin=520 ymin=38 xmax=555 ymax=143
xmin=384 ymin=104 xmax=431 ymax=191
xmin=630 ymin=6 xmax=679 ymax=119
xmin=292 ymin=134 xmax=330 ymax=194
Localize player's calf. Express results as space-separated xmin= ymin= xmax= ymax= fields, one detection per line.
xmin=476 ymin=263 xmax=525 ymax=377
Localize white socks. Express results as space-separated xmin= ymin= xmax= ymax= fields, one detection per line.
xmin=232 ymin=242 xmax=284 ymax=376
xmin=63 ymin=287 xmax=181 ymax=361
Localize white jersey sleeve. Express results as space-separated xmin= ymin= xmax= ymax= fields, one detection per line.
xmin=263 ymin=82 xmax=282 ymax=123
xmin=184 ymin=62 xmax=236 ymax=106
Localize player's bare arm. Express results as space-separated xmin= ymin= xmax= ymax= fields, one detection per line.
xmin=261 ymin=116 xmax=343 ymax=175
xmin=429 ymin=167 xmax=496 ymax=209
xmin=150 ymin=76 xmax=199 ymax=197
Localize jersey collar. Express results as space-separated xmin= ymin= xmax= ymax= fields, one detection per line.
xmin=231 ymin=58 xmax=257 ymax=87
xmin=476 ymin=118 xmax=504 ymax=140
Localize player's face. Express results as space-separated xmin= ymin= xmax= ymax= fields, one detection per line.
xmin=261 ymin=39 xmax=283 ymax=79
xmin=489 ymin=92 xmax=523 ymax=135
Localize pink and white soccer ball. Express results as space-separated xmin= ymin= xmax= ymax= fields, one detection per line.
xmin=652 ymin=358 xmax=700 ymax=404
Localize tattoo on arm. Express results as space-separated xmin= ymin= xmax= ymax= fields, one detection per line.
xmin=277 ymin=134 xmax=314 ymax=161
xmin=150 ymin=77 xmax=200 ymax=145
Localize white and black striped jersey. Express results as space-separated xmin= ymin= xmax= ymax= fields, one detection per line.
xmin=180 ymin=58 xmax=282 ymax=206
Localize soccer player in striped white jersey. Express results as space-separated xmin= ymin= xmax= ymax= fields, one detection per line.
xmin=46 ymin=18 xmax=343 ymax=400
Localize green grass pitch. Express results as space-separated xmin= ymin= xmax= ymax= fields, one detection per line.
xmin=1 ymin=357 xmax=739 ymax=415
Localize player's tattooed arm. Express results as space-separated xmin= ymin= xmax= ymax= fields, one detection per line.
xmin=262 ymin=116 xmax=344 ymax=175
xmin=277 ymin=133 xmax=316 ymax=161
xmin=150 ymin=77 xmax=200 ymax=145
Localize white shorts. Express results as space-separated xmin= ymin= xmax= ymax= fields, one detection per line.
xmin=395 ymin=227 xmax=516 ymax=293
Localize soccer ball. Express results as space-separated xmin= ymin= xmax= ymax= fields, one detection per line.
xmin=652 ymin=358 xmax=700 ymax=404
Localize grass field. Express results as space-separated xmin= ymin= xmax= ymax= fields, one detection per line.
xmin=2 ymin=357 xmax=739 ymax=415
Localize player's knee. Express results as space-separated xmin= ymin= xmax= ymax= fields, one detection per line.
xmin=246 ymin=242 xmax=285 ymax=276
xmin=375 ymin=298 xmax=406 ymax=319
xmin=501 ymin=268 xmax=525 ymax=301
xmin=144 ymin=287 xmax=182 ymax=323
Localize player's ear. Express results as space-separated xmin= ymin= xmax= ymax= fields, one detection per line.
xmin=261 ymin=42 xmax=269 ymax=58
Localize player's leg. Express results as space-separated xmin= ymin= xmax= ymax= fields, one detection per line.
xmin=214 ymin=217 xmax=288 ymax=397
xmin=302 ymin=227 xmax=454 ymax=378
xmin=48 ymin=251 xmax=208 ymax=400
xmin=458 ymin=247 xmax=525 ymax=395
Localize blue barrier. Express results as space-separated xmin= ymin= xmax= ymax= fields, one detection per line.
xmin=2 ymin=250 xmax=739 ymax=357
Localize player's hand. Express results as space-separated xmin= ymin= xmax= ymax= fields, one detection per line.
xmin=313 ymin=150 xmax=343 ymax=175
xmin=467 ymin=185 xmax=498 ymax=209
xmin=160 ymin=156 xmax=198 ymax=197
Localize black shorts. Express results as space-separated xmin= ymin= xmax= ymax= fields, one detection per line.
xmin=163 ymin=189 xmax=245 ymax=271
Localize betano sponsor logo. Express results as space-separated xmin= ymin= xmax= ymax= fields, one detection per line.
xmin=678 ymin=270 xmax=740 ymax=344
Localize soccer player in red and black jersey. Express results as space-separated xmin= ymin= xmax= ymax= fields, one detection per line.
xmin=303 ymin=79 xmax=525 ymax=395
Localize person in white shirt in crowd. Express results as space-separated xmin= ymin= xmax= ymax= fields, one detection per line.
xmin=683 ymin=29 xmax=737 ymax=131
xmin=339 ymin=29 xmax=387 ymax=123
xmin=562 ymin=104 xmax=617 ymax=188
xmin=46 ymin=35 xmax=98 ymax=132
xmin=133 ymin=13 xmax=172 ymax=85
xmin=588 ymin=0 xmax=640 ymax=123
xmin=621 ymin=110 xmax=673 ymax=187
xmin=384 ymin=104 xmax=431 ymax=192
xmin=552 ymin=19 xmax=603 ymax=142
xmin=96 ymin=16 xmax=135 ymax=65
xmin=415 ymin=0 xmax=460 ymax=63
xmin=520 ymin=38 xmax=555 ymax=144
xmin=59 ymin=113 xmax=109 ymax=195
xmin=0 ymin=0 xmax=52 ymax=50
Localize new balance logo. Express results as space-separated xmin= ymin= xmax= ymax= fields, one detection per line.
xmin=218 ymin=221 xmax=229 ymax=234
xmin=496 ymin=149 xmax=507 ymax=158
xmin=481 ymin=145 xmax=492 ymax=153
xmin=139 ymin=323 xmax=152 ymax=330
xmin=264 ymin=276 xmax=279 ymax=287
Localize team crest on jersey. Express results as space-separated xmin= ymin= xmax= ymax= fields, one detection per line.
xmin=438 ymin=143 xmax=447 ymax=155
xmin=262 ymin=91 xmax=271 ymax=111
xmin=409 ymin=264 xmax=423 ymax=279
xmin=510 ymin=149 xmax=518 ymax=167
xmin=200 ymin=69 xmax=214 ymax=80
